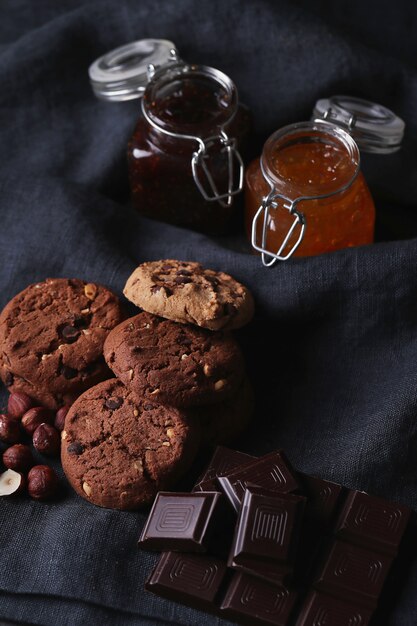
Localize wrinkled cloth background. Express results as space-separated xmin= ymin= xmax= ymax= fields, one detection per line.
xmin=1 ymin=1 xmax=417 ymax=624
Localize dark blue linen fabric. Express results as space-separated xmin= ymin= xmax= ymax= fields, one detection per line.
xmin=1 ymin=1 xmax=417 ymax=624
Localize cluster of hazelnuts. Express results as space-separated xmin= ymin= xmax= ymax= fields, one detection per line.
xmin=0 ymin=392 xmax=70 ymax=500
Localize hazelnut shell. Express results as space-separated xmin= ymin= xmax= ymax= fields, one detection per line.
xmin=21 ymin=407 xmax=52 ymax=436
xmin=0 ymin=414 xmax=21 ymax=444
xmin=27 ymin=465 xmax=58 ymax=501
xmin=3 ymin=444 xmax=33 ymax=472
xmin=7 ymin=392 xmax=35 ymax=420
xmin=54 ymin=405 xmax=70 ymax=432
xmin=32 ymin=423 xmax=61 ymax=456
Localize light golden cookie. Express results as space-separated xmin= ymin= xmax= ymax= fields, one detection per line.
xmin=123 ymin=260 xmax=254 ymax=331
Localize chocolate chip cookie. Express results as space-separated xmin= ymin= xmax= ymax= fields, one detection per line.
xmin=191 ymin=377 xmax=254 ymax=448
xmin=123 ymin=260 xmax=254 ymax=331
xmin=103 ymin=312 xmax=245 ymax=407
xmin=0 ymin=278 xmax=124 ymax=409
xmin=61 ymin=379 xmax=200 ymax=510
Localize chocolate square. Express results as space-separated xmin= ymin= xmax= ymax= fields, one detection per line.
xmin=314 ymin=539 xmax=394 ymax=608
xmin=220 ymin=571 xmax=298 ymax=626
xmin=145 ymin=551 xmax=227 ymax=612
xmin=138 ymin=491 xmax=224 ymax=552
xmin=217 ymin=450 xmax=300 ymax=511
xmin=193 ymin=446 xmax=256 ymax=492
xmin=295 ymin=591 xmax=373 ymax=626
xmin=335 ymin=490 xmax=411 ymax=555
xmin=229 ymin=486 xmax=305 ymax=575
xmin=298 ymin=473 xmax=344 ymax=525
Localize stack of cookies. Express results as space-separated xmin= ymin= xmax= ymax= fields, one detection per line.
xmin=61 ymin=261 xmax=254 ymax=511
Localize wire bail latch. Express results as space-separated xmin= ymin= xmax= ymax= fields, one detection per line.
xmin=251 ymin=191 xmax=306 ymax=267
xmin=191 ymin=131 xmax=244 ymax=207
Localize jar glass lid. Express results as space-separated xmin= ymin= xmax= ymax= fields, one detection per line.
xmin=312 ymin=95 xmax=405 ymax=154
xmin=88 ymin=39 xmax=178 ymax=101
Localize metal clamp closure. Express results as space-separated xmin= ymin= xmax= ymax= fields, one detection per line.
xmin=251 ymin=191 xmax=306 ymax=267
xmin=191 ymin=131 xmax=244 ymax=207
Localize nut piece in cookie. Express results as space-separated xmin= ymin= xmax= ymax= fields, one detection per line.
xmin=0 ymin=278 xmax=124 ymax=409
xmin=123 ymin=260 xmax=254 ymax=331
xmin=61 ymin=379 xmax=200 ymax=510
xmin=103 ymin=312 xmax=245 ymax=408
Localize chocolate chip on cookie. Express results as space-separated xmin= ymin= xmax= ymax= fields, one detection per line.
xmin=103 ymin=312 xmax=245 ymax=408
xmin=0 ymin=278 xmax=124 ymax=409
xmin=123 ymin=260 xmax=254 ymax=331
xmin=61 ymin=379 xmax=200 ymax=510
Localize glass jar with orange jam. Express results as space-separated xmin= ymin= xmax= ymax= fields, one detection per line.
xmin=246 ymin=121 xmax=375 ymax=265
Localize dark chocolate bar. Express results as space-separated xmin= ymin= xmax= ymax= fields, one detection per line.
xmin=143 ymin=446 xmax=413 ymax=626
xmin=217 ymin=450 xmax=300 ymax=511
xmin=138 ymin=491 xmax=225 ymax=552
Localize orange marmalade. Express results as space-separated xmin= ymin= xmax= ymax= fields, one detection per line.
xmin=245 ymin=122 xmax=375 ymax=260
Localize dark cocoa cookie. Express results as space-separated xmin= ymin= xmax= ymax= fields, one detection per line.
xmin=123 ymin=260 xmax=254 ymax=331
xmin=103 ymin=312 xmax=245 ymax=407
xmin=61 ymin=379 xmax=200 ymax=510
xmin=190 ymin=377 xmax=254 ymax=447
xmin=0 ymin=278 xmax=124 ymax=409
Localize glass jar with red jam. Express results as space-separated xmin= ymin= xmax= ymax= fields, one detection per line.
xmin=89 ymin=39 xmax=249 ymax=234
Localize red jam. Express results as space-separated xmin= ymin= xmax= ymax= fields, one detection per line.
xmin=128 ymin=70 xmax=250 ymax=234
xmin=245 ymin=124 xmax=375 ymax=258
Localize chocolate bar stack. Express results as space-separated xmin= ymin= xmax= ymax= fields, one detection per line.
xmin=139 ymin=446 xmax=412 ymax=625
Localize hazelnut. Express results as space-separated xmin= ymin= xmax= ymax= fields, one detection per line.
xmin=7 ymin=392 xmax=34 ymax=420
xmin=3 ymin=444 xmax=33 ymax=472
xmin=54 ymin=405 xmax=70 ymax=432
xmin=32 ymin=423 xmax=60 ymax=456
xmin=21 ymin=407 xmax=52 ymax=435
xmin=214 ymin=379 xmax=226 ymax=391
xmin=0 ymin=414 xmax=21 ymax=444
xmin=0 ymin=469 xmax=26 ymax=496
xmin=27 ymin=465 xmax=58 ymax=500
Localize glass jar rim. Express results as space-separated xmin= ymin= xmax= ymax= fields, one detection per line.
xmin=261 ymin=121 xmax=361 ymax=201
xmin=142 ymin=62 xmax=238 ymax=137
